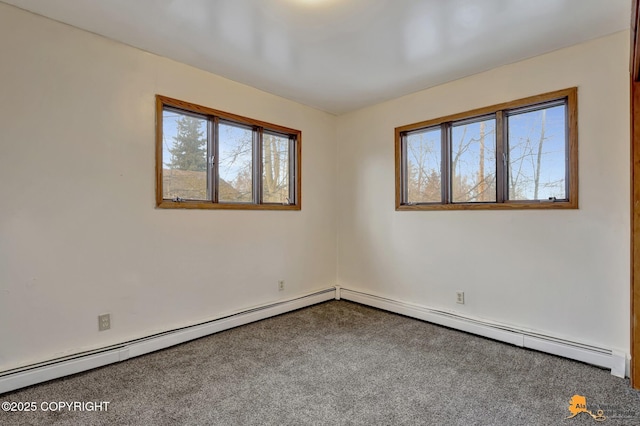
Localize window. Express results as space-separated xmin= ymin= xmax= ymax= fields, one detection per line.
xmin=395 ymin=88 xmax=577 ymax=210
xmin=156 ymin=95 xmax=301 ymax=210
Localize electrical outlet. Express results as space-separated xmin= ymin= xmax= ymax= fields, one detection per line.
xmin=98 ymin=314 xmax=111 ymax=331
xmin=456 ymin=292 xmax=465 ymax=304
xmin=278 ymin=280 xmax=285 ymax=291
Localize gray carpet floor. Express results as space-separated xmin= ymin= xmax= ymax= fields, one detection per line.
xmin=1 ymin=300 xmax=639 ymax=425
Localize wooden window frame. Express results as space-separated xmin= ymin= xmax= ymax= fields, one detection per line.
xmin=156 ymin=95 xmax=301 ymax=210
xmin=395 ymin=88 xmax=578 ymax=211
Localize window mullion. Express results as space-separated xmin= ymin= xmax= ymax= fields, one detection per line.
xmin=496 ymin=111 xmax=505 ymax=203
xmin=254 ymin=127 xmax=262 ymax=204
xmin=442 ymin=123 xmax=451 ymax=204
xmin=212 ymin=116 xmax=219 ymax=203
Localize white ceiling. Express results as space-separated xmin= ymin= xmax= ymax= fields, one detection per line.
xmin=1 ymin=0 xmax=631 ymax=114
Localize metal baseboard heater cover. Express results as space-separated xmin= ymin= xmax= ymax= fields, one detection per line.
xmin=338 ymin=287 xmax=626 ymax=378
xmin=0 ymin=289 xmax=336 ymax=394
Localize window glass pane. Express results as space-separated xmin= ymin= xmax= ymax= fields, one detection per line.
xmin=451 ymin=118 xmax=497 ymax=202
xmin=406 ymin=128 xmax=442 ymax=203
xmin=507 ymin=104 xmax=566 ymax=200
xmin=262 ymin=133 xmax=290 ymax=203
xmin=219 ymin=122 xmax=253 ymax=203
xmin=162 ymin=109 xmax=209 ymax=200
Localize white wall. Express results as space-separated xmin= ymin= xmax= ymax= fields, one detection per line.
xmin=336 ymin=31 xmax=631 ymax=356
xmin=0 ymin=4 xmax=337 ymax=372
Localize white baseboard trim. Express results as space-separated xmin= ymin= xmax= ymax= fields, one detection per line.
xmin=340 ymin=288 xmax=627 ymax=378
xmin=0 ymin=288 xmax=336 ymax=394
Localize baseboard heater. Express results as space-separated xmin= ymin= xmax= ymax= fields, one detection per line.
xmin=337 ymin=287 xmax=627 ymax=378
xmin=0 ymin=288 xmax=336 ymax=395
